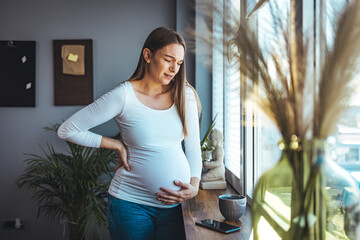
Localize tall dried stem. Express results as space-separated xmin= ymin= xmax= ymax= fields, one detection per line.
xmin=313 ymin=0 xmax=360 ymax=138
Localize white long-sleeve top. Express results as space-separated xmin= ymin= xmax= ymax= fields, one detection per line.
xmin=57 ymin=81 xmax=202 ymax=208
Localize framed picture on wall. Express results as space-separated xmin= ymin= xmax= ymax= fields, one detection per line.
xmin=53 ymin=39 xmax=93 ymax=106
xmin=0 ymin=40 xmax=36 ymax=107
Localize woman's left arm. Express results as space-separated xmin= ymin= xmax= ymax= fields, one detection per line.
xmin=157 ymin=88 xmax=202 ymax=205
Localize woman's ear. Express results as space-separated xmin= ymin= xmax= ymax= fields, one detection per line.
xmin=143 ymin=48 xmax=152 ymax=64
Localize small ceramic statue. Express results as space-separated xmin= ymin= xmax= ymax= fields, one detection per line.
xmin=200 ymin=129 xmax=226 ymax=189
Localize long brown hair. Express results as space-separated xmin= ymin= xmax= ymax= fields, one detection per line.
xmin=129 ymin=27 xmax=200 ymax=137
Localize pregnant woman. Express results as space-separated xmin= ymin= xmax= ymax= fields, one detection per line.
xmin=57 ymin=27 xmax=202 ymax=240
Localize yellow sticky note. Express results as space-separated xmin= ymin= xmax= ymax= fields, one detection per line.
xmin=67 ymin=53 xmax=79 ymax=62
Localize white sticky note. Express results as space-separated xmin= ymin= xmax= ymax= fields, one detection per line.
xmin=22 ymin=56 xmax=27 ymax=63
xmin=26 ymin=83 xmax=31 ymax=89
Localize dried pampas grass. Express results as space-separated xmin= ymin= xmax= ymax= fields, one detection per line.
xmin=191 ymin=0 xmax=360 ymax=143
xmin=313 ymin=0 xmax=360 ymax=138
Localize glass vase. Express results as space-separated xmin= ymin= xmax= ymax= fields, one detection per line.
xmin=252 ymin=139 xmax=360 ymax=239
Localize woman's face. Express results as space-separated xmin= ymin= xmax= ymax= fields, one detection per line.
xmin=146 ymin=43 xmax=184 ymax=85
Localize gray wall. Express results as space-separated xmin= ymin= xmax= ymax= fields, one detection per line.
xmin=195 ymin=0 xmax=212 ymax=136
xmin=177 ymin=0 xmax=212 ymax=138
xmin=0 ymin=0 xmax=177 ymax=239
xmin=0 ymin=0 xmax=211 ymax=239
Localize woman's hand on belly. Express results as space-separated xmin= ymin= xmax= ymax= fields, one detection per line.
xmin=156 ymin=177 xmax=200 ymax=205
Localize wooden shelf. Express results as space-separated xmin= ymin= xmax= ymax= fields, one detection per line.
xmin=182 ymin=183 xmax=252 ymax=240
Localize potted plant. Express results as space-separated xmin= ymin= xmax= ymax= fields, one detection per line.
xmin=199 ymin=111 xmax=217 ymax=161
xmin=201 ymin=137 xmax=215 ymax=161
xmin=16 ymin=124 xmax=118 ymax=240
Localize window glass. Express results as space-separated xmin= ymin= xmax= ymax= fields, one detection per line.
xmin=212 ymin=0 xmax=224 ymax=135
xmin=212 ymin=0 xmax=244 ymax=194
xmin=325 ymin=0 xmax=360 ymax=185
xmin=211 ymin=0 xmax=359 ymax=202
xmin=222 ymin=0 xmax=242 ymax=180
xmin=252 ymin=0 xmax=288 ymax=192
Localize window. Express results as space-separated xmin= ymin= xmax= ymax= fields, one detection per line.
xmin=211 ymin=0 xmax=360 ymax=202
xmin=212 ymin=0 xmax=245 ymax=195
xmin=212 ymin=0 xmax=282 ymax=199
xmin=324 ymin=1 xmax=360 ymax=185
xmin=253 ymin=0 xmax=288 ymax=198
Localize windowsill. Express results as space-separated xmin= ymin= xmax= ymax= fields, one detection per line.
xmin=182 ymin=182 xmax=252 ymax=240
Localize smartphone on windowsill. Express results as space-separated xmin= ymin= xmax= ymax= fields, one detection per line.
xmin=195 ymin=219 xmax=241 ymax=234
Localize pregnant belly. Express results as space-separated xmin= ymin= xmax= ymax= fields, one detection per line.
xmin=116 ymin=148 xmax=191 ymax=195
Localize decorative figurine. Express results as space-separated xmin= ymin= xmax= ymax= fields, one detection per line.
xmin=200 ymin=129 xmax=226 ymax=189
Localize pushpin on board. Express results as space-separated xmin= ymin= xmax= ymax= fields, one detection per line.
xmin=67 ymin=53 xmax=79 ymax=62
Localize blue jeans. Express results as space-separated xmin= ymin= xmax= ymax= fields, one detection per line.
xmin=107 ymin=194 xmax=186 ymax=240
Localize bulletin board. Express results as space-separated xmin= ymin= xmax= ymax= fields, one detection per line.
xmin=0 ymin=41 xmax=36 ymax=107
xmin=53 ymin=39 xmax=93 ymax=106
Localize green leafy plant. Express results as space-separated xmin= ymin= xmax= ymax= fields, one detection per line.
xmin=16 ymin=124 xmax=118 ymax=240
xmin=199 ymin=111 xmax=218 ymax=152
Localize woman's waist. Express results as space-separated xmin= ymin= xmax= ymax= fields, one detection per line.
xmin=127 ymin=145 xmax=185 ymax=159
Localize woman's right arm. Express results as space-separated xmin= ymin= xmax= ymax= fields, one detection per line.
xmin=57 ymin=84 xmax=130 ymax=171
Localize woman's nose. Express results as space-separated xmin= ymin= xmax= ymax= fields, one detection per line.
xmin=170 ymin=63 xmax=178 ymax=73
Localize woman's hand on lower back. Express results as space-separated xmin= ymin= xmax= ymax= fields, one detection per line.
xmin=114 ymin=140 xmax=130 ymax=172
xmin=100 ymin=137 xmax=130 ymax=172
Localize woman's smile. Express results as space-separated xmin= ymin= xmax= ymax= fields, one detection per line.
xmin=164 ymin=73 xmax=174 ymax=80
